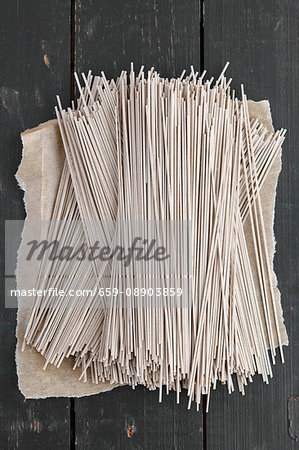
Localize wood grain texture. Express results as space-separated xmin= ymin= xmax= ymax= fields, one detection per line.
xmin=0 ymin=1 xmax=71 ymax=448
xmin=204 ymin=1 xmax=299 ymax=449
xmin=74 ymin=0 xmax=202 ymax=79
xmin=73 ymin=1 xmax=204 ymax=448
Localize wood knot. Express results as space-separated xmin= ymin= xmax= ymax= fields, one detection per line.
xmin=127 ymin=425 xmax=134 ymax=438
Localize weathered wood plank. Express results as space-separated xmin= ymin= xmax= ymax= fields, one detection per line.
xmin=204 ymin=1 xmax=299 ymax=449
xmin=74 ymin=386 xmax=203 ymax=449
xmin=0 ymin=1 xmax=71 ymax=448
xmin=73 ymin=1 xmax=204 ymax=448
xmin=74 ymin=0 xmax=202 ymax=78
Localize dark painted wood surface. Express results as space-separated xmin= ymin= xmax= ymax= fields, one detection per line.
xmin=0 ymin=0 xmax=298 ymax=448
xmin=204 ymin=1 xmax=299 ymax=449
xmin=0 ymin=1 xmax=71 ymax=449
xmin=74 ymin=0 xmax=202 ymax=80
xmin=73 ymin=1 xmax=204 ymax=448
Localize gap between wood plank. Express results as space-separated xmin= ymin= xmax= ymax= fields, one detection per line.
xmin=70 ymin=1 xmax=76 ymax=449
xmin=200 ymin=0 xmax=205 ymax=75
xmin=200 ymin=3 xmax=208 ymax=449
xmin=70 ymin=398 xmax=76 ymax=450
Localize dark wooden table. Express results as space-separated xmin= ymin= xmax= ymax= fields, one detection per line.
xmin=0 ymin=1 xmax=298 ymax=448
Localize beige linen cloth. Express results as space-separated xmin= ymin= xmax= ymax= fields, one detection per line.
xmin=15 ymin=101 xmax=288 ymax=399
